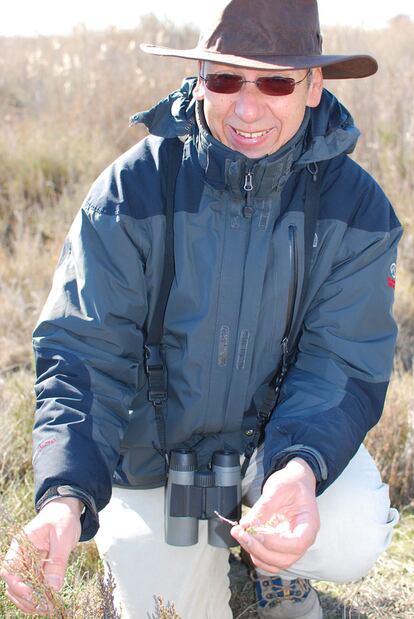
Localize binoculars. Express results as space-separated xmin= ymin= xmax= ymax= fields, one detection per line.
xmin=165 ymin=448 xmax=241 ymax=547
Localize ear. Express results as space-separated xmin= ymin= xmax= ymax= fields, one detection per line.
xmin=193 ymin=60 xmax=206 ymax=101
xmin=306 ymin=68 xmax=323 ymax=108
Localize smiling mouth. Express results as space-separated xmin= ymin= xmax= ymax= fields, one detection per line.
xmin=234 ymin=128 xmax=272 ymax=139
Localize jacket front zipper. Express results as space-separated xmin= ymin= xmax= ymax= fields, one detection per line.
xmin=281 ymin=225 xmax=299 ymax=358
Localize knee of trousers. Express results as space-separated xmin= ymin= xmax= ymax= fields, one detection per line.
xmin=304 ymin=450 xmax=399 ymax=582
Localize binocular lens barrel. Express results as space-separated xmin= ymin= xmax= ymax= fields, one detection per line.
xmin=165 ymin=449 xmax=199 ymax=546
xmin=209 ymin=451 xmax=241 ymax=548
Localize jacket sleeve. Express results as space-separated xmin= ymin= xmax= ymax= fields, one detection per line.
xmin=32 ymin=184 xmax=150 ymax=539
xmin=263 ymin=192 xmax=402 ymax=494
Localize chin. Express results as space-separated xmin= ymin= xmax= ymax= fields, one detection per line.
xmin=242 ymin=147 xmax=272 ymax=159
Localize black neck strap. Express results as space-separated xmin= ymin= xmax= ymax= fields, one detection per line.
xmin=145 ymin=137 xmax=184 ymax=472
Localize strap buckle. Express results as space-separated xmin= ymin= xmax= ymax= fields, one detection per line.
xmin=145 ymin=345 xmax=167 ymax=404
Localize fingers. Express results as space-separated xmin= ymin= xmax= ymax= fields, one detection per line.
xmin=1 ymin=570 xmax=48 ymax=616
xmin=249 ymin=555 xmax=286 ymax=574
xmin=232 ymin=527 xmax=301 ymax=571
xmin=1 ymin=555 xmax=62 ymax=616
xmin=0 ymin=570 xmax=34 ymax=599
xmin=231 ymin=518 xmax=318 ymax=573
xmin=1 ymin=546 xmax=47 ymax=615
xmin=4 ymin=589 xmax=40 ymax=615
xmin=233 ymin=519 xmax=317 ymax=553
xmin=4 ymin=586 xmax=49 ymax=616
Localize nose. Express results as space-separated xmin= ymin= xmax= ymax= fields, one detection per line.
xmin=233 ymin=82 xmax=264 ymax=123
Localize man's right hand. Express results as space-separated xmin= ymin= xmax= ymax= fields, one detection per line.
xmin=0 ymin=497 xmax=82 ymax=615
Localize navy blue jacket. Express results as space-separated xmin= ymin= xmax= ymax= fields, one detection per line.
xmin=32 ymin=81 xmax=401 ymax=540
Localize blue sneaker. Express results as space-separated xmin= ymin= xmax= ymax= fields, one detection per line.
xmin=251 ymin=571 xmax=323 ymax=618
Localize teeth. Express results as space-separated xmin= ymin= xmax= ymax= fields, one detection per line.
xmin=235 ymin=129 xmax=270 ymax=138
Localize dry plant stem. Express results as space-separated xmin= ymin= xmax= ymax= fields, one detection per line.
xmin=151 ymin=594 xmax=182 ymax=619
xmin=4 ymin=531 xmax=67 ymax=618
xmin=213 ymin=511 xmax=238 ymax=527
xmin=97 ymin=568 xmax=122 ymax=619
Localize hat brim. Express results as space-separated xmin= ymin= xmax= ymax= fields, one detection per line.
xmin=140 ymin=44 xmax=378 ymax=79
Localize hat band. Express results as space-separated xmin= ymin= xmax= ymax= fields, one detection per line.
xmin=202 ymin=29 xmax=322 ymax=57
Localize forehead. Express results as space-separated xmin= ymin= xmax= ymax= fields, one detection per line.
xmin=202 ymin=60 xmax=303 ymax=79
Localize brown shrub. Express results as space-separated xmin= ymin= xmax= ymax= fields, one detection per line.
xmin=365 ymin=369 xmax=414 ymax=507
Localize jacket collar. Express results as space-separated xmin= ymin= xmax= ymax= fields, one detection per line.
xmin=194 ymin=100 xmax=309 ymax=198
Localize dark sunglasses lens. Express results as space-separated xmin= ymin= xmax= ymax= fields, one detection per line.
xmin=205 ymin=74 xmax=243 ymax=93
xmin=257 ymin=77 xmax=295 ymax=96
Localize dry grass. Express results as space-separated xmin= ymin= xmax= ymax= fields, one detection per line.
xmin=366 ymin=370 xmax=414 ymax=507
xmin=0 ymin=14 xmax=413 ymax=619
xmin=149 ymin=596 xmax=182 ymax=619
xmin=0 ymin=18 xmax=413 ymax=374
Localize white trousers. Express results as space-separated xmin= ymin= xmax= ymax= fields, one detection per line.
xmin=94 ymin=445 xmax=399 ymax=619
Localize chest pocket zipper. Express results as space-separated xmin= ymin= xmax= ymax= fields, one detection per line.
xmin=283 ymin=224 xmax=299 ymax=344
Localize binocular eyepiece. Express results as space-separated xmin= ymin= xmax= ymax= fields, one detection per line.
xmin=165 ymin=448 xmax=241 ymax=547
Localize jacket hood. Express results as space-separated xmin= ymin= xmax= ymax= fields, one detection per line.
xmin=129 ymin=78 xmax=198 ymax=139
xmin=130 ymin=77 xmax=360 ymax=168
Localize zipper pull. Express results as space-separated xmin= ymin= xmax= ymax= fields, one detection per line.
xmin=244 ymin=171 xmax=253 ymax=192
xmin=307 ymin=162 xmax=319 ymax=182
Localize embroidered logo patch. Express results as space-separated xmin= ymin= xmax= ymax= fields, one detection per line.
xmin=32 ymin=437 xmax=57 ymax=464
xmin=38 ymin=438 xmax=57 ymax=450
xmin=387 ymin=263 xmax=397 ymax=288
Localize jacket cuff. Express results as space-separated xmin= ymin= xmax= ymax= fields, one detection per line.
xmin=263 ymin=444 xmax=328 ymax=495
xmin=35 ymin=485 xmax=100 ymax=542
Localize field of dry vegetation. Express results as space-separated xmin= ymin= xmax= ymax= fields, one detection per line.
xmin=0 ymin=14 xmax=413 ymax=618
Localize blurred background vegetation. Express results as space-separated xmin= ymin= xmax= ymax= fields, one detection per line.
xmin=0 ymin=14 xmax=413 ymax=618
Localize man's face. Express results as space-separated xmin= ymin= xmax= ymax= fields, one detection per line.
xmin=194 ymin=62 xmax=323 ymax=159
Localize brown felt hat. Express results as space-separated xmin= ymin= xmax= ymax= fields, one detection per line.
xmin=141 ymin=0 xmax=377 ymax=79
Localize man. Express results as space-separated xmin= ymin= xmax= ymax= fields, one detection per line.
xmin=1 ymin=1 xmax=401 ymax=618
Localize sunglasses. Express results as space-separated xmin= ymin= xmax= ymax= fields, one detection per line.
xmin=200 ymin=69 xmax=311 ymax=96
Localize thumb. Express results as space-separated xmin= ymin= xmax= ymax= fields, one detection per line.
xmin=42 ymin=535 xmax=73 ymax=592
xmin=33 ymin=498 xmax=82 ymax=592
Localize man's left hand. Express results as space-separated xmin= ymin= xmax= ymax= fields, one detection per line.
xmin=231 ymin=458 xmax=320 ymax=573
